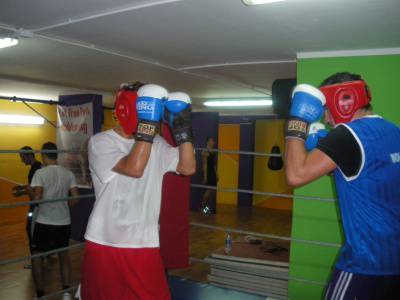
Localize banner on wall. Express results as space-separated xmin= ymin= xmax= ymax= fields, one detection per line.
xmin=56 ymin=102 xmax=93 ymax=188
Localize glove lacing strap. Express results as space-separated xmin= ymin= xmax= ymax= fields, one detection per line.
xmin=285 ymin=117 xmax=309 ymax=141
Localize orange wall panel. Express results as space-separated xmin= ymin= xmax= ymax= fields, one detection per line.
xmin=217 ymin=124 xmax=240 ymax=205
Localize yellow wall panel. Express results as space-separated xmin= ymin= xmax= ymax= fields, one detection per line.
xmin=102 ymin=109 xmax=117 ymax=131
xmin=253 ymin=120 xmax=293 ymax=210
xmin=217 ymin=124 xmax=240 ymax=205
xmin=0 ymin=178 xmax=29 ymax=226
xmin=0 ymin=100 xmax=57 ymax=184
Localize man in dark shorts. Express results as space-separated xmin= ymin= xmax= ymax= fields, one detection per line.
xmin=201 ymin=137 xmax=217 ymax=214
xmin=13 ymin=146 xmax=42 ymax=257
xmin=30 ymin=142 xmax=79 ymax=299
xmin=285 ymin=72 xmax=400 ymax=299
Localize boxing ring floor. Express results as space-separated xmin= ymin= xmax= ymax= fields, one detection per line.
xmin=0 ymin=204 xmax=292 ymax=299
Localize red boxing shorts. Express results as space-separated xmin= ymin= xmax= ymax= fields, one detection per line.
xmin=81 ymin=241 xmax=170 ymax=300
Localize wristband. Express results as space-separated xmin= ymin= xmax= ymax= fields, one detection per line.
xmin=135 ymin=120 xmax=158 ymax=143
xmin=285 ymin=117 xmax=309 ymax=141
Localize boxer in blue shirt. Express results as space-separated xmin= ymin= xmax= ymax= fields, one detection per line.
xmin=285 ymin=72 xmax=400 ymax=300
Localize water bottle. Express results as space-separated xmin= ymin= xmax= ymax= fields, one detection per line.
xmin=224 ymin=232 xmax=232 ymax=254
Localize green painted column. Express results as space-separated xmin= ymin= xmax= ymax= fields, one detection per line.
xmin=288 ymin=54 xmax=400 ymax=300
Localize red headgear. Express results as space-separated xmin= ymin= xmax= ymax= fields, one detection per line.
xmin=320 ymin=80 xmax=371 ymax=124
xmin=114 ymin=89 xmax=138 ymax=135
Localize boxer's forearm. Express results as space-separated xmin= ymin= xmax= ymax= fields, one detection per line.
xmin=285 ymin=139 xmax=336 ymax=187
xmin=113 ymin=141 xmax=152 ymax=178
xmin=177 ymin=142 xmax=196 ymax=176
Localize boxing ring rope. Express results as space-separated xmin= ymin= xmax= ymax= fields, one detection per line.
xmin=0 ymin=147 xmax=282 ymax=157
xmin=0 ymin=183 xmax=335 ymax=211
xmin=0 ymin=216 xmax=341 ymax=267
xmin=0 ymin=243 xmax=85 ymax=266
xmin=0 ymin=194 xmax=93 ymax=209
xmin=37 ymin=286 xmax=78 ymax=300
xmin=0 ymin=147 xmax=334 ymax=297
xmin=190 ymin=222 xmax=341 ymax=248
xmin=195 ymin=147 xmax=282 ymax=157
xmin=191 ymin=184 xmax=336 ymax=202
xmin=0 ymin=184 xmax=335 ymax=209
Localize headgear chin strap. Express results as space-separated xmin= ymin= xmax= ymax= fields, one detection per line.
xmin=320 ymin=80 xmax=371 ymax=124
xmin=115 ymin=89 xmax=138 ymax=135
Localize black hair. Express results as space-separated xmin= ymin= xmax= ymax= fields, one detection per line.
xmin=41 ymin=142 xmax=58 ymax=160
xmin=20 ymin=146 xmax=35 ymax=158
xmin=320 ymin=72 xmax=363 ymax=87
xmin=120 ymin=81 xmax=145 ymax=92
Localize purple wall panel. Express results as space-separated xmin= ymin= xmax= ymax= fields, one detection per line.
xmin=238 ymin=123 xmax=255 ymax=207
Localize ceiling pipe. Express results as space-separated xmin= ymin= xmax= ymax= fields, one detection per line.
xmin=30 ymin=0 xmax=186 ymax=32
xmin=178 ymin=59 xmax=296 ymax=71
xmin=37 ymin=33 xmax=178 ymax=71
xmin=0 ymin=23 xmax=18 ymax=32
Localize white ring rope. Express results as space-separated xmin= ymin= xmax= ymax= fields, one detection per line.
xmin=0 ymin=149 xmax=80 ymax=154
xmin=0 ymin=194 xmax=94 ymax=209
xmin=0 ymin=147 xmax=281 ymax=157
xmin=1 ymin=184 xmax=335 ymax=209
xmin=0 ymin=243 xmax=84 ymax=266
xmin=0 ymin=221 xmax=341 ymax=267
xmin=190 ymin=222 xmax=341 ymax=248
xmin=196 ymin=147 xmax=282 ymax=157
xmin=191 ymin=184 xmax=336 ymax=202
xmin=37 ymin=285 xmax=78 ymax=300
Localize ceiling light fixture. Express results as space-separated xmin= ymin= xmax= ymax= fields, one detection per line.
xmin=204 ymin=99 xmax=273 ymax=107
xmin=243 ymin=0 xmax=286 ymax=5
xmin=0 ymin=114 xmax=44 ymax=125
xmin=0 ymin=37 xmax=18 ymax=49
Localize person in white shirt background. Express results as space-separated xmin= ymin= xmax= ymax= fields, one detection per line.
xmin=30 ymin=142 xmax=79 ymax=300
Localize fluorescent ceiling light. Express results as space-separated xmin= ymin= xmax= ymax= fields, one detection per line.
xmin=0 ymin=114 xmax=44 ymax=125
xmin=0 ymin=37 xmax=18 ymax=49
xmin=243 ymin=0 xmax=286 ymax=5
xmin=204 ymin=99 xmax=273 ymax=107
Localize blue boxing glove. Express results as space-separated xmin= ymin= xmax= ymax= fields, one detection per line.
xmin=164 ymin=92 xmax=193 ymax=146
xmin=305 ymin=122 xmax=329 ymax=151
xmin=286 ymin=84 xmax=326 ymax=141
xmin=135 ymin=84 xmax=168 ymax=143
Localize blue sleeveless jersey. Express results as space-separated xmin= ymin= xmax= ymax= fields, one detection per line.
xmin=334 ymin=116 xmax=400 ymax=275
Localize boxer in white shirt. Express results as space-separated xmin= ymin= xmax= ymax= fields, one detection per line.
xmin=81 ymin=83 xmax=196 ymax=300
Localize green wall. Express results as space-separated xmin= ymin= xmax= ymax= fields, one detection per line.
xmin=288 ymin=54 xmax=400 ymax=300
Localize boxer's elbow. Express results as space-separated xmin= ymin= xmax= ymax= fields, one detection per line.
xmin=286 ymin=172 xmax=303 ymax=187
xmin=177 ymin=162 xmax=196 ymax=176
xmin=285 ymin=167 xmax=307 ymax=187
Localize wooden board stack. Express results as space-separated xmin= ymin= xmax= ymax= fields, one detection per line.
xmin=205 ymin=237 xmax=290 ymax=299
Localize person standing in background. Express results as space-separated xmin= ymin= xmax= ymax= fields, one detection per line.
xmin=201 ymin=137 xmax=218 ymax=214
xmin=30 ymin=142 xmax=79 ymax=300
xmin=12 ymin=146 xmax=42 ymax=264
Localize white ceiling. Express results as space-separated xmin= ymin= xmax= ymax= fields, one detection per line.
xmin=0 ymin=0 xmax=399 ymax=108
